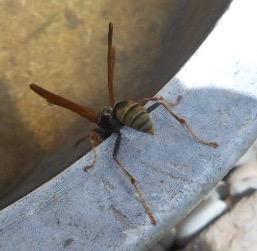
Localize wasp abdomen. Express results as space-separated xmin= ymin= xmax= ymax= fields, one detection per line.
xmin=113 ymin=100 xmax=155 ymax=135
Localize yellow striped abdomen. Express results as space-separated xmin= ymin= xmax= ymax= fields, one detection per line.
xmin=113 ymin=100 xmax=155 ymax=135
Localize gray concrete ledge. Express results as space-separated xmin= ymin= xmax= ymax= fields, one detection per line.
xmin=1 ymin=0 xmax=257 ymax=250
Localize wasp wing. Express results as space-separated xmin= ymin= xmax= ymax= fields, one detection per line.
xmin=30 ymin=83 xmax=98 ymax=124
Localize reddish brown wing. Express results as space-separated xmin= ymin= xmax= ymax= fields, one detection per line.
xmin=107 ymin=22 xmax=115 ymax=107
xmin=30 ymin=83 xmax=98 ymax=124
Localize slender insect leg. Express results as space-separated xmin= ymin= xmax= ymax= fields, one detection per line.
xmin=113 ymin=131 xmax=158 ymax=225
xmin=143 ymin=95 xmax=182 ymax=113
xmin=74 ymin=134 xmax=91 ymax=148
xmin=83 ymin=129 xmax=102 ymax=172
xmin=143 ymin=96 xmax=219 ymax=148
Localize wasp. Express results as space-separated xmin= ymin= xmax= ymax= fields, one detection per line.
xmin=30 ymin=23 xmax=218 ymax=225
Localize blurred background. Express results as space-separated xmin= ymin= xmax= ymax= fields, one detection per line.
xmin=0 ymin=0 xmax=231 ymax=209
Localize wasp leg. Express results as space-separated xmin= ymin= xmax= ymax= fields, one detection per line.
xmin=82 ymin=129 xmax=102 ymax=172
xmin=142 ymin=96 xmax=219 ymax=148
xmin=144 ymin=95 xmax=182 ymax=113
xmin=113 ymin=131 xmax=158 ymax=225
xmin=74 ymin=134 xmax=91 ymax=148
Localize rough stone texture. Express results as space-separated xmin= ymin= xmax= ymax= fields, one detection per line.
xmin=183 ymin=192 xmax=257 ymax=251
xmin=175 ymin=198 xmax=228 ymax=246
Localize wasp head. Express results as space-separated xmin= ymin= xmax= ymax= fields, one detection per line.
xmin=97 ymin=106 xmax=114 ymax=130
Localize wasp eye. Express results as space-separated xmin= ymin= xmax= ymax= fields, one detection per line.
xmin=99 ymin=107 xmax=113 ymax=118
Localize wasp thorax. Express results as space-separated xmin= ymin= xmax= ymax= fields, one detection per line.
xmin=113 ymin=100 xmax=155 ymax=135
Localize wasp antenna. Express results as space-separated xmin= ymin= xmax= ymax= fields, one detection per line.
xmin=108 ymin=22 xmax=113 ymax=41
xmin=108 ymin=22 xmax=115 ymax=107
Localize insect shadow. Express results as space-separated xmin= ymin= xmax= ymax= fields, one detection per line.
xmin=30 ymin=22 xmax=218 ymax=225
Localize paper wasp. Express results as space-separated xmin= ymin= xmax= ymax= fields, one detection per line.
xmin=30 ymin=23 xmax=218 ymax=225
